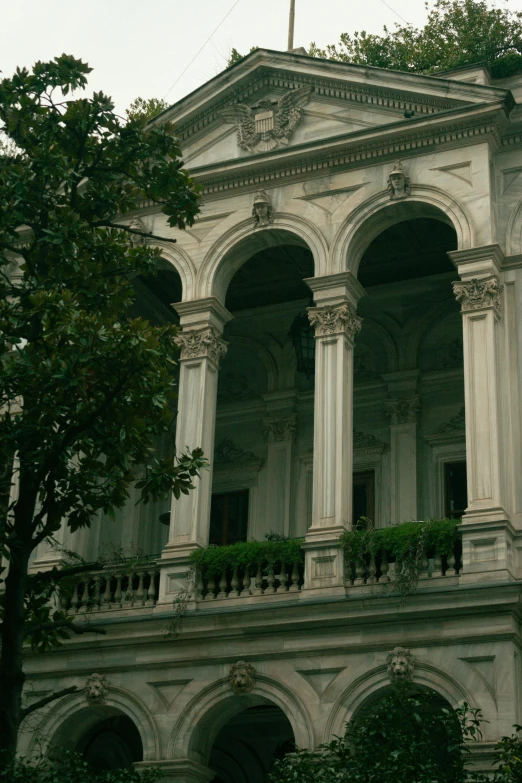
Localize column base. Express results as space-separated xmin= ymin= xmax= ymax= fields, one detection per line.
xmin=300 ymin=526 xmax=347 ymax=597
xmin=155 ymin=542 xmax=202 ymax=611
xmin=459 ymin=518 xmax=517 ymax=584
xmin=134 ymin=759 xmax=214 ymax=783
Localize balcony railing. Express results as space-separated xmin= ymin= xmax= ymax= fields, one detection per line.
xmin=65 ymin=559 xmax=160 ymax=613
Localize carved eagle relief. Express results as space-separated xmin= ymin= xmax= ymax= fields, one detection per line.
xmin=219 ymin=86 xmax=312 ymax=153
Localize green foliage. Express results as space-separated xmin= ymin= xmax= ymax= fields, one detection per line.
xmin=309 ymin=0 xmax=522 ymax=78
xmin=190 ymin=538 xmax=304 ymax=576
xmin=125 ymin=97 xmax=169 ymax=124
xmin=0 ymin=750 xmax=161 ymax=783
xmin=227 ymin=46 xmax=259 ymax=68
xmin=340 ymin=518 xmax=461 ymax=595
xmin=0 ymin=53 xmax=204 ymax=756
xmin=270 ymin=686 xmax=479 ymax=783
xmin=492 ymin=725 xmax=522 ymax=782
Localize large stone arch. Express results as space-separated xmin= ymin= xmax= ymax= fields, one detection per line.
xmin=23 ymin=686 xmax=160 ymax=762
xmin=149 ymin=240 xmax=197 ymax=302
xmin=169 ymin=675 xmax=315 ymax=765
xmin=324 ymin=660 xmax=478 ymax=744
xmin=196 ymin=214 xmax=329 ymax=303
xmin=331 ymin=186 xmax=473 ymax=278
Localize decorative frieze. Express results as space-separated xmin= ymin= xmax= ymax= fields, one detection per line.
xmin=214 ymin=438 xmax=262 ymax=472
xmin=85 ymin=673 xmax=109 ymax=704
xmin=387 ymin=647 xmax=414 ymax=682
xmin=228 ymin=661 xmax=256 ymax=694
xmin=426 ymin=406 xmax=465 ymax=447
xmin=453 ymin=277 xmax=503 ymax=316
xmin=176 ymin=327 xmax=228 ymax=366
xmin=263 ymin=414 xmax=297 ymax=443
xmin=387 ymin=160 xmax=411 ymax=199
xmin=308 ymin=303 xmax=362 ymax=341
xmin=385 ymin=396 xmax=420 ymax=425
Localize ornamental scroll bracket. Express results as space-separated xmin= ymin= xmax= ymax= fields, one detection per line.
xmin=176 ymin=327 xmax=228 ymax=366
xmin=308 ymin=303 xmax=362 ymax=341
xmin=452 ymin=277 xmax=503 ymax=318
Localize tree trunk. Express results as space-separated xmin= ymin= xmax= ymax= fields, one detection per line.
xmin=0 ymin=546 xmax=31 ymax=763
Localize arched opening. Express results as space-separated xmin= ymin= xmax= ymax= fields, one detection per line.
xmin=209 ymin=231 xmax=315 ymax=557
xmin=209 ymin=704 xmax=294 ymax=783
xmin=353 ymin=212 xmax=464 ymax=527
xmin=48 ymin=706 xmax=144 ymax=772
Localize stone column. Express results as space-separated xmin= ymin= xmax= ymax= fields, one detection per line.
xmin=383 ymin=371 xmax=420 ymax=524
xmin=301 ymin=272 xmax=364 ymax=595
xmin=262 ymin=405 xmax=297 ymax=538
xmin=450 ymin=246 xmax=514 ymax=581
xmin=157 ymin=298 xmax=232 ymax=606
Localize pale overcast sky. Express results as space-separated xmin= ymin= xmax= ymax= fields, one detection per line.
xmin=3 ymin=0 xmax=522 ymax=115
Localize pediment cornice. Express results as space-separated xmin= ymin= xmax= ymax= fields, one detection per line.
xmin=176 ymin=66 xmax=469 ymax=146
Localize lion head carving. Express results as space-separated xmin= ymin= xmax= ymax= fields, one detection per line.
xmin=85 ymin=673 xmax=109 ymax=704
xmin=228 ymin=661 xmax=256 ymax=694
xmin=386 ymin=647 xmax=414 ymax=682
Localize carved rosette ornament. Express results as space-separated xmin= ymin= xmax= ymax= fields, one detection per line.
xmin=85 ymin=673 xmax=109 ymax=704
xmin=385 ymin=396 xmax=420 ymax=425
xmin=263 ymin=414 xmax=297 ymax=443
xmin=387 ymin=647 xmax=415 ymax=683
xmin=452 ymin=277 xmax=503 ymax=317
xmin=176 ymin=327 xmax=228 ymax=366
xmin=387 ymin=160 xmax=411 ymax=200
xmin=228 ymin=661 xmax=256 ymax=694
xmin=308 ymin=303 xmax=362 ymax=341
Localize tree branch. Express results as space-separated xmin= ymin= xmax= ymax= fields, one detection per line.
xmin=21 ymin=686 xmax=78 ymax=718
xmin=25 ymin=620 xmax=107 ymax=637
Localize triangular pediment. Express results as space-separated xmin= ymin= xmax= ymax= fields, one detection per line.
xmin=154 ymin=49 xmax=512 ymax=171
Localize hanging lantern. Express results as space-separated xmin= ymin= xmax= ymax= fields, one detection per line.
xmin=290 ymin=311 xmax=315 ymax=378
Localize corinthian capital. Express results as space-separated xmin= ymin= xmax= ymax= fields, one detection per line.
xmin=308 ymin=303 xmax=362 ymax=341
xmin=452 ymin=277 xmax=503 ymax=317
xmin=385 ymin=396 xmax=420 ymax=425
xmin=263 ymin=414 xmax=297 ymax=443
xmin=176 ymin=327 xmax=228 ymax=366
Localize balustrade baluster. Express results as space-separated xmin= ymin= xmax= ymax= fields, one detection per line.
xmin=446 ymin=551 xmax=457 ymax=577
xmin=136 ymin=571 xmax=145 ymax=605
xmin=432 ymin=550 xmax=443 ymax=578
xmin=217 ymin=569 xmax=228 ymax=599
xmin=80 ymin=580 xmax=90 ymax=611
xmin=229 ymin=567 xmax=240 ymax=598
xmin=277 ymin=562 xmax=289 ymax=593
xmin=70 ymin=581 xmax=80 ymax=613
xmin=102 ymin=574 xmax=112 ymax=608
xmin=419 ymin=548 xmax=430 ymax=580
xmin=196 ymin=571 xmax=204 ymax=601
xmin=113 ymin=573 xmax=123 ymax=607
xmin=93 ymin=575 xmax=102 ymax=610
xmin=265 ymin=568 xmax=276 ymax=594
xmin=289 ymin=563 xmax=300 ymax=592
xmin=354 ymin=557 xmax=365 ymax=586
xmin=205 ymin=573 xmax=217 ymax=600
xmin=253 ymin=565 xmax=264 ymax=595
xmin=123 ymin=572 xmax=134 ymax=604
xmin=367 ymin=556 xmax=377 ymax=585
xmin=378 ymin=551 xmax=390 ymax=583
xmin=242 ymin=567 xmax=252 ymax=596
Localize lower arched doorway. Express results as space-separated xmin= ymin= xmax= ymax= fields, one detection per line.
xmin=209 ymin=704 xmax=294 ymax=783
xmin=75 ymin=713 xmax=143 ymax=771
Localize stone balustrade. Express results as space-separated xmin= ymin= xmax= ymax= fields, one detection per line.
xmin=196 ymin=559 xmax=304 ymax=601
xmin=66 ymin=561 xmax=160 ymax=613
xmin=345 ymin=539 xmax=461 ymax=589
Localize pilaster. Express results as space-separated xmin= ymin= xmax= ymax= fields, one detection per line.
xmin=383 ymin=371 xmax=420 ymax=524
xmin=157 ymin=298 xmax=232 ymax=607
xmin=450 ymin=246 xmax=513 ymax=582
xmin=301 ymin=273 xmax=365 ymax=596
xmin=262 ymin=391 xmax=297 ymax=538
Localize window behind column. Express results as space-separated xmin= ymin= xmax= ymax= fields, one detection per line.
xmin=353 ymin=470 xmax=375 ymax=530
xmin=210 ymin=489 xmax=249 ymax=545
xmin=444 ymin=461 xmax=467 ymax=519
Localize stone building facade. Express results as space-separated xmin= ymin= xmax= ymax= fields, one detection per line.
xmin=19 ymin=50 xmax=522 ymax=781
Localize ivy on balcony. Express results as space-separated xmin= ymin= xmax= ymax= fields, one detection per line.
xmin=189 ymin=538 xmax=304 ymax=575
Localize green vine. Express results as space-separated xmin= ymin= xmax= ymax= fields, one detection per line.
xmin=340 ymin=518 xmax=461 ymax=597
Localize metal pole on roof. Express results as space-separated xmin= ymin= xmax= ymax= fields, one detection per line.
xmin=288 ymin=0 xmax=296 ymax=51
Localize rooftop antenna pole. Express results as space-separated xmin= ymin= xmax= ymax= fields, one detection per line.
xmin=288 ymin=0 xmax=295 ymax=51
